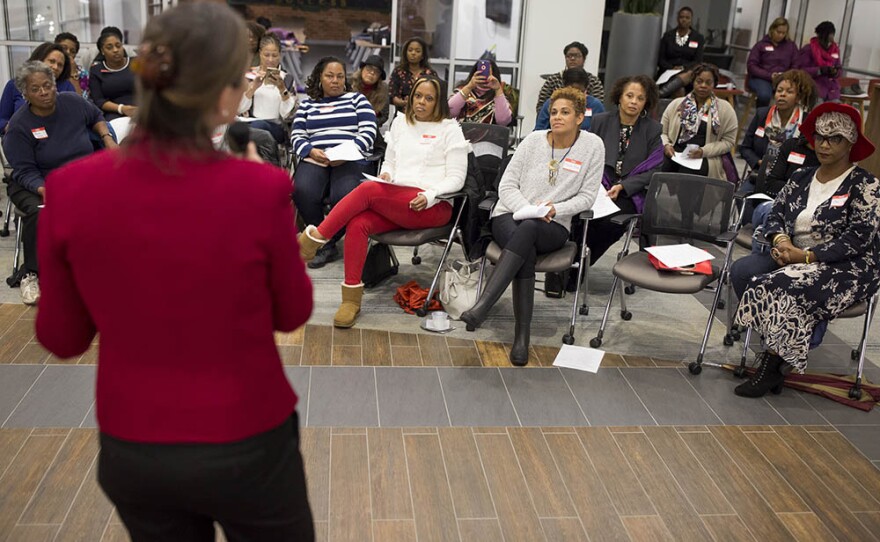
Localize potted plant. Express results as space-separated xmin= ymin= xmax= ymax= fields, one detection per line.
xmin=603 ymin=0 xmax=664 ymax=105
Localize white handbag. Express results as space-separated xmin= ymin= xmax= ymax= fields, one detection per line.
xmin=438 ymin=259 xmax=481 ymax=319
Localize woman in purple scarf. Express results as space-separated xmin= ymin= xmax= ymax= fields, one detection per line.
xmin=586 ymin=75 xmax=664 ymax=264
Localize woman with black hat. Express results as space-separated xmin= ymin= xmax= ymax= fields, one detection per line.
xmin=731 ymin=102 xmax=880 ymax=398
xmin=351 ymin=54 xmax=390 ymax=132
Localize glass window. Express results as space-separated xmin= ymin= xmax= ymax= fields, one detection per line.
xmin=396 ymin=0 xmax=454 ymax=60
xmin=801 ymin=0 xmax=845 ymax=48
xmin=453 ymin=0 xmax=522 ymax=63
xmin=4 ymin=0 xmax=59 ymax=41
xmin=846 ymin=0 xmax=880 ymax=73
xmin=730 ymin=0 xmax=765 ymax=73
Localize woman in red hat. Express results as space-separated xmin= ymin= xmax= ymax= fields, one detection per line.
xmin=730 ymin=102 xmax=880 ymax=398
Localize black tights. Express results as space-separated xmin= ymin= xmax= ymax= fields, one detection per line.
xmin=491 ymin=214 xmax=569 ymax=278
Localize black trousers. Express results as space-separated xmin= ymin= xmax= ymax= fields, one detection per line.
xmin=491 ymin=214 xmax=569 ymax=278
xmin=98 ymin=413 xmax=314 ymax=542
xmin=7 ymin=182 xmax=41 ymax=274
xmin=586 ymin=195 xmax=638 ymax=265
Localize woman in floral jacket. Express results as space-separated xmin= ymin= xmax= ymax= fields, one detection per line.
xmin=731 ymin=103 xmax=879 ymax=398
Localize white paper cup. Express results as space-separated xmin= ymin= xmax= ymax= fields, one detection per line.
xmin=431 ymin=311 xmax=449 ymax=330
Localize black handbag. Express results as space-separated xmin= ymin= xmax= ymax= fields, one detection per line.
xmin=361 ymin=242 xmax=398 ymax=289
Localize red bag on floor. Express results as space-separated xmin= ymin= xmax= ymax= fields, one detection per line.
xmin=394 ymin=280 xmax=442 ymax=314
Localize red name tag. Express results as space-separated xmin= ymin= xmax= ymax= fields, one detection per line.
xmin=788 ymin=152 xmax=806 ymax=165
xmin=319 ymin=106 xmax=335 ymax=113
xmin=830 ymin=194 xmax=848 ymax=208
xmin=585 ymin=108 xmax=592 ymax=117
xmin=562 ymin=158 xmax=582 ymax=173
xmin=420 ymin=134 xmax=437 ymax=145
xmin=764 ymin=45 xmax=775 ymax=52
xmin=688 ymin=41 xmax=699 ymax=48
xmin=755 ymin=127 xmax=765 ymax=138
xmin=831 ymin=53 xmax=840 ymax=59
xmin=31 ymin=127 xmax=48 ymax=139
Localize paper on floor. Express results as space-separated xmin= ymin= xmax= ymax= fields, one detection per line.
xmin=645 ymin=243 xmax=715 ymax=268
xmin=553 ymin=344 xmax=604 ymax=373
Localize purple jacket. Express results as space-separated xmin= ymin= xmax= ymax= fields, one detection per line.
xmin=747 ymin=36 xmax=799 ymax=82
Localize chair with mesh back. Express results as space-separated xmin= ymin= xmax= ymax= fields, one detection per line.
xmin=590 ymin=172 xmax=737 ymax=374
xmin=459 ymin=122 xmax=510 ymax=189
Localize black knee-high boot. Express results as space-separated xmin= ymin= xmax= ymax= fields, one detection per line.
xmin=509 ymin=277 xmax=534 ymax=366
xmin=461 ymin=250 xmax=525 ymax=330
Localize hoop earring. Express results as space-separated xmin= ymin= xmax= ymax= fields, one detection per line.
xmin=641 ymin=109 xmax=647 ymax=118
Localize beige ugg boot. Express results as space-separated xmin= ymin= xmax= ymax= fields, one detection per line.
xmin=297 ymin=225 xmax=326 ymax=262
xmin=334 ymin=282 xmax=364 ymax=328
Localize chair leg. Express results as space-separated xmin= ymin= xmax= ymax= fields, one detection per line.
xmin=0 ymin=197 xmax=11 ymax=237
xmin=688 ymin=268 xmax=728 ymax=375
xmin=735 ymin=327 xmax=753 ymax=378
xmin=12 ymin=215 xmax=23 ymax=274
xmin=565 ymin=248 xmax=589 ymax=345
xmin=418 ymin=230 xmax=458 ymax=317
xmin=850 ymin=296 xmax=877 ymax=399
xmin=590 ymin=274 xmax=620 ymax=348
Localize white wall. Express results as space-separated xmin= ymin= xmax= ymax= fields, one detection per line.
xmin=519 ymin=0 xmax=604 ymax=130
xmin=455 ymin=0 xmax=524 ymax=62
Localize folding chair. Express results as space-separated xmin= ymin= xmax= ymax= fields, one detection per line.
xmin=369 ymin=191 xmax=468 ymax=317
xmin=589 ymin=172 xmax=738 ymax=375
xmin=734 ymin=294 xmax=878 ymax=399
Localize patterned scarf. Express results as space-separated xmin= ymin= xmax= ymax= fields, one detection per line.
xmin=461 ymin=85 xmax=506 ymax=125
xmin=677 ymin=92 xmax=720 ymax=144
xmin=764 ymin=105 xmax=804 ymax=146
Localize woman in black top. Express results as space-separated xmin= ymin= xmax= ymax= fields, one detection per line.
xmin=89 ymin=26 xmax=137 ymax=121
xmin=658 ymin=7 xmax=705 ymax=75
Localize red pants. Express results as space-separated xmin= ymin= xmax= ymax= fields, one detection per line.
xmin=317 ymin=182 xmax=452 ymax=285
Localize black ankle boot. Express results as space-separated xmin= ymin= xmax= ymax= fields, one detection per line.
xmin=461 ymin=250 xmax=525 ymax=330
xmin=509 ymin=277 xmax=535 ymax=366
xmin=734 ymin=351 xmax=786 ymax=398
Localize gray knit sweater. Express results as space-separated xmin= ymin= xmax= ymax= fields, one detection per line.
xmin=492 ymin=130 xmax=604 ymax=231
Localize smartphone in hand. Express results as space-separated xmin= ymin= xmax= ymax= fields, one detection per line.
xmin=476 ymin=60 xmax=491 ymax=78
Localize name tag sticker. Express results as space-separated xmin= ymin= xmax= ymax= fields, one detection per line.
xmin=788 ymin=152 xmax=806 ymax=165
xmin=688 ymin=41 xmax=699 ymax=48
xmin=585 ymin=108 xmax=592 ymax=117
xmin=701 ymin=113 xmax=710 ymax=123
xmin=31 ymin=127 xmax=48 ymax=139
xmin=319 ymin=106 xmax=335 ymax=113
xmin=420 ymin=134 xmax=437 ymax=145
xmin=830 ymin=194 xmax=848 ymax=208
xmin=755 ymin=127 xmax=765 ymax=138
xmin=831 ymin=53 xmax=840 ymax=59
xmin=562 ymin=158 xmax=582 ymax=173
xmin=764 ymin=45 xmax=775 ymax=52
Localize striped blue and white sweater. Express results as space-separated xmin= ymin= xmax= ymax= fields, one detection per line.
xmin=290 ymin=92 xmax=377 ymax=159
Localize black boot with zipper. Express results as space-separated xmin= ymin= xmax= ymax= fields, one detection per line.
xmin=461 ymin=249 xmax=525 ymax=330
xmin=509 ymin=277 xmax=535 ymax=366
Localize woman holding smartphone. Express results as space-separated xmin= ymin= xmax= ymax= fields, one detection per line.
xmin=239 ymin=33 xmax=296 ymax=163
xmin=449 ymin=59 xmax=516 ymax=126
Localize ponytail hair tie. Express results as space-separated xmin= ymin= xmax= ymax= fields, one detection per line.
xmin=132 ymin=42 xmax=176 ymax=90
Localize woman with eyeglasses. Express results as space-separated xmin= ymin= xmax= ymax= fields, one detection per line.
xmin=731 ymin=103 xmax=879 ymax=398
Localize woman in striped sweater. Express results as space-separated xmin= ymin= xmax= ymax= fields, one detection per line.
xmin=292 ymin=56 xmax=378 ymax=268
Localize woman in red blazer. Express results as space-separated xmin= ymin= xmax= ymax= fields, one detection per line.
xmin=34 ymin=4 xmax=314 ymax=541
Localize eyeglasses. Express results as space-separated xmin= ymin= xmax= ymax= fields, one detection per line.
xmin=564 ymin=53 xmax=583 ymax=60
xmin=814 ymin=133 xmax=846 ymax=146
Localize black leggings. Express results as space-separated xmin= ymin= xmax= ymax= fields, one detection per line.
xmin=491 ymin=214 xmax=569 ymax=278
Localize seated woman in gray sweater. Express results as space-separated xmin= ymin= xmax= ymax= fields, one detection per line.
xmin=461 ymin=87 xmax=603 ymax=365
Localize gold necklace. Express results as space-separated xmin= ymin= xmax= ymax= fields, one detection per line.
xmin=548 ymin=133 xmax=578 ymax=185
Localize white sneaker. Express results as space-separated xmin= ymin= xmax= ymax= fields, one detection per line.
xmin=20 ymin=273 xmax=40 ymax=306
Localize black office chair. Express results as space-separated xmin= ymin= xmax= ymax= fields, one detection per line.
xmin=590 ymin=172 xmax=738 ymax=375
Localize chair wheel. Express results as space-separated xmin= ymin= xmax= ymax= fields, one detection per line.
xmin=465 ymin=324 xmax=475 ymax=332
xmin=849 ymin=386 xmax=862 ymax=399
xmin=733 ymin=366 xmax=747 ymax=378
xmin=0 ymin=230 xmax=8 ymax=238
xmin=723 ymin=334 xmax=734 ymax=346
xmin=717 ymin=300 xmax=726 ymax=310
xmin=589 ymin=337 xmax=602 ymax=348
xmin=579 ymin=306 xmax=589 ymax=316
xmin=688 ymin=361 xmax=702 ymax=375
xmin=412 ymin=256 xmax=421 ymax=265
xmin=562 ymin=334 xmax=574 ymax=345
xmin=624 ymin=285 xmax=636 ymax=295
xmin=621 ymin=311 xmax=632 ymax=321
xmin=731 ymin=330 xmax=741 ymax=341
xmin=851 ymin=349 xmax=859 ymax=360
xmin=416 ymin=308 xmax=427 ymax=317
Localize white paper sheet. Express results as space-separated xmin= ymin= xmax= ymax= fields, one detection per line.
xmin=324 ymin=140 xmax=364 ymax=162
xmin=645 ymin=244 xmax=715 ymax=268
xmin=512 ymin=204 xmax=552 ymax=221
xmin=552 ymin=344 xmax=604 ymax=373
xmin=656 ymin=69 xmax=680 ymax=86
xmin=591 ymin=185 xmax=622 ymax=219
xmin=745 ymin=193 xmax=774 ymax=201
xmin=672 ymin=151 xmax=703 ymax=170
xmin=362 ymin=172 xmax=421 ymax=188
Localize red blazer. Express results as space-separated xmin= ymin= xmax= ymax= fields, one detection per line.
xmin=35 ymin=142 xmax=312 ymax=444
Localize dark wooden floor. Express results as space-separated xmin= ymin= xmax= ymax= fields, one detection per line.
xmin=1 ymin=425 xmax=880 ymax=541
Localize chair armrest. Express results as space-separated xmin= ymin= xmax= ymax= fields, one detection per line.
xmin=578 ymin=209 xmax=594 ymax=220
xmin=734 ymin=187 xmax=754 ymax=199
xmin=610 ymin=213 xmax=640 ymax=226
xmin=437 ymin=190 xmax=466 ymax=202
xmin=478 ymin=194 xmax=499 ymax=211
xmin=716 ymin=231 xmax=738 ymax=243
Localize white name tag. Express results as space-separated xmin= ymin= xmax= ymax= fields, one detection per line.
xmin=585 ymin=108 xmax=592 ymax=117
xmin=830 ymin=194 xmax=848 ymax=208
xmin=688 ymin=41 xmax=699 ymax=48
xmin=787 ymin=152 xmax=806 ymax=165
xmin=755 ymin=127 xmax=765 ymax=138
xmin=319 ymin=106 xmax=335 ymax=113
xmin=831 ymin=53 xmax=840 ymax=59
xmin=701 ymin=113 xmax=710 ymax=123
xmin=764 ymin=45 xmax=775 ymax=52
xmin=562 ymin=158 xmax=582 ymax=173
xmin=31 ymin=127 xmax=48 ymax=139
xmin=420 ymin=134 xmax=437 ymax=145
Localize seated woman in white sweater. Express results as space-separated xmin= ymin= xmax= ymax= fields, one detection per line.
xmin=461 ymin=87 xmax=603 ymax=366
xmin=238 ymin=34 xmax=296 ymax=163
xmin=298 ymin=75 xmax=469 ymax=328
